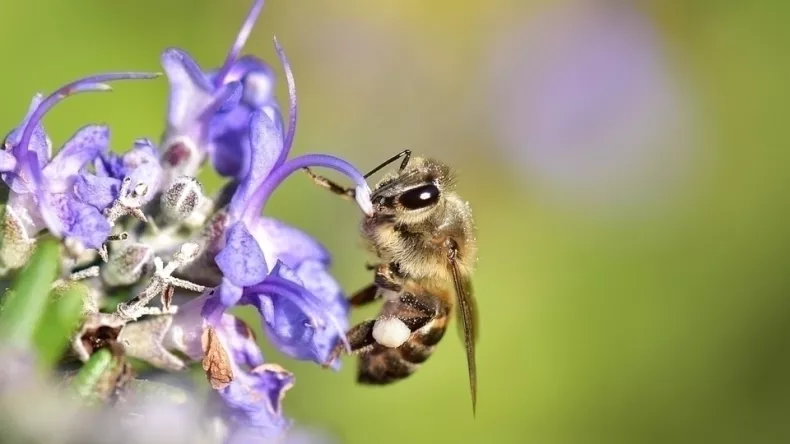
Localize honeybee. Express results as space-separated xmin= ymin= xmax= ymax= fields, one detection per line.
xmin=304 ymin=150 xmax=479 ymax=414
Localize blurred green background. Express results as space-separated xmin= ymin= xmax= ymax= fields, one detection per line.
xmin=2 ymin=0 xmax=790 ymax=442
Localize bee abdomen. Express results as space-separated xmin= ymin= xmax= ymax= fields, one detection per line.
xmin=358 ymin=349 xmax=417 ymax=385
xmin=357 ymin=315 xmax=449 ymax=385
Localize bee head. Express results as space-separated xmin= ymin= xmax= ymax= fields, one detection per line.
xmin=371 ymin=157 xmax=453 ymax=224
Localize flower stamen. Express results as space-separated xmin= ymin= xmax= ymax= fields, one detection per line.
xmin=116 ymin=242 xmax=205 ymax=321
xmin=214 ymin=0 xmax=266 ymax=88
xmin=273 ymin=36 xmax=297 ymax=164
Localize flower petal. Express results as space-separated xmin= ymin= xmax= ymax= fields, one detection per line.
xmin=240 ymin=61 xmax=277 ymax=108
xmin=64 ymin=202 xmax=111 ymax=249
xmin=73 ymin=174 xmax=120 ymax=210
xmin=219 ymin=363 xmax=294 ymax=441
xmin=161 ymin=48 xmax=215 ymax=130
xmin=295 ymin=259 xmax=345 ymax=313
xmin=217 ymin=316 xmax=264 ymax=369
xmin=6 ymin=94 xmax=51 ymax=167
xmin=228 ymin=111 xmax=284 ymax=218
xmin=250 ymin=217 xmax=330 ymax=268
xmin=209 ymin=106 xmax=253 ymax=178
xmin=44 ymin=124 xmax=109 ymax=183
xmin=215 ymin=222 xmax=269 ymax=287
xmin=122 ymin=139 xmax=164 ymax=204
xmin=243 ymin=263 xmax=347 ymax=365
xmin=2 ymin=95 xmax=51 ymax=193
xmin=0 ymin=150 xmax=17 ymax=173
xmin=219 ymin=279 xmax=244 ymax=308
xmin=40 ymin=194 xmax=110 ymax=249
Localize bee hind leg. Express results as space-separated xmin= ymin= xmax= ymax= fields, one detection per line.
xmin=322 ymin=320 xmax=378 ymax=368
xmin=322 ymin=292 xmax=440 ymax=368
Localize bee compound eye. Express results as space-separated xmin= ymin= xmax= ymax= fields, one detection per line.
xmin=372 ymin=317 xmax=411 ymax=348
xmin=398 ymin=183 xmax=440 ymax=210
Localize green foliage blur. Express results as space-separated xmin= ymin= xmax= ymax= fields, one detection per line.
xmin=2 ymin=0 xmax=790 ymax=443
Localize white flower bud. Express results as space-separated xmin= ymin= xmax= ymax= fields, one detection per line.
xmin=160 ymin=176 xmax=204 ymax=224
xmin=101 ymin=243 xmax=153 ymax=287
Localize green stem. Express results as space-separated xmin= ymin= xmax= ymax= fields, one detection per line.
xmin=33 ymin=283 xmax=84 ymax=369
xmin=0 ymin=236 xmax=60 ymax=345
xmin=68 ymin=348 xmax=114 ymax=400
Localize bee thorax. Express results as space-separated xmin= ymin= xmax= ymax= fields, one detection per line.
xmin=372 ymin=317 xmax=411 ymax=348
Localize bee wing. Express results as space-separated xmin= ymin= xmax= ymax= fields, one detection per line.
xmin=449 ymin=257 xmax=478 ymax=416
xmin=456 ymin=278 xmax=479 ymax=344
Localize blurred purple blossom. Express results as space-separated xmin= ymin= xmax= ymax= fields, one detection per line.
xmin=487 ymin=1 xmax=695 ymax=205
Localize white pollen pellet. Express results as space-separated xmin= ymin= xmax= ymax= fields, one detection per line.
xmin=372 ymin=317 xmax=411 ymax=348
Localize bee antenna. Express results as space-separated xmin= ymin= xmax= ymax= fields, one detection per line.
xmin=364 ymin=149 xmax=411 ymax=179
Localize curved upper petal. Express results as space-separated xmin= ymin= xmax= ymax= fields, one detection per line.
xmin=3 ymin=95 xmax=52 ymax=193
xmin=228 ymin=111 xmax=284 ymax=219
xmin=44 ymin=124 xmax=109 ymax=184
xmin=6 ymin=94 xmax=51 ymax=168
xmin=161 ymin=48 xmax=215 ymax=130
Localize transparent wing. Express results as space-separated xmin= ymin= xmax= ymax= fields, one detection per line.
xmin=450 ymin=257 xmax=478 ymax=416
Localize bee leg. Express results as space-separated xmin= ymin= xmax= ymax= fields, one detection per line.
xmin=374 ymin=263 xmax=403 ymax=292
xmin=322 ymin=320 xmax=378 ymax=368
xmin=323 ymin=293 xmax=439 ymax=368
xmin=302 ymin=167 xmax=356 ymax=200
xmin=349 ymin=284 xmax=380 ymax=307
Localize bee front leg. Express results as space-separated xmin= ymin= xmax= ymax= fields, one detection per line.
xmin=374 ymin=263 xmax=402 ymax=292
xmin=302 ymin=167 xmax=356 ymax=200
xmin=349 ymin=284 xmax=379 ymax=307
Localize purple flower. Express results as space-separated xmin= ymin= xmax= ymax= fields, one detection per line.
xmin=163 ymin=292 xmax=294 ymax=439
xmin=169 ymin=3 xmax=375 ymax=433
xmin=1 ymin=72 xmax=158 ymax=250
xmin=205 ymin=107 xmax=372 ymax=369
xmin=74 ymin=138 xmax=164 ymax=211
xmin=159 ymin=0 xmax=291 ymax=185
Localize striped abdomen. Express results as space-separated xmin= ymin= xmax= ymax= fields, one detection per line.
xmin=357 ymin=293 xmax=450 ymax=385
